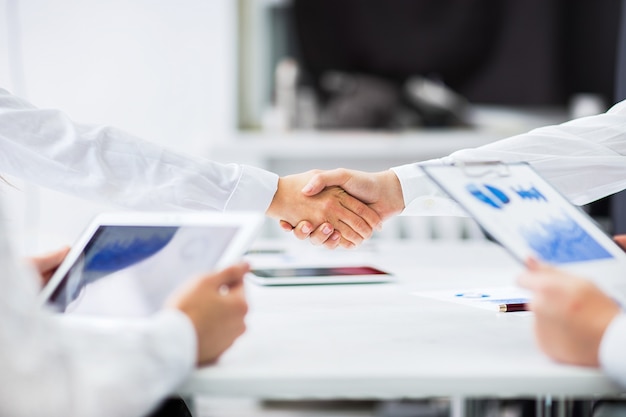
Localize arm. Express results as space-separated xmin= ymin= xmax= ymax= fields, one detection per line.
xmin=0 ymin=88 xmax=379 ymax=247
xmin=0 ymin=215 xmax=248 ymax=417
xmin=300 ymin=100 xmax=626 ymax=222
xmin=394 ymin=100 xmax=626 ymax=213
xmin=0 ymin=88 xmax=277 ymax=212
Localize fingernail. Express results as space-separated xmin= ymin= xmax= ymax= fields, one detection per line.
xmin=330 ymin=233 xmax=340 ymax=241
xmin=301 ymin=224 xmax=312 ymax=233
xmin=301 ymin=184 xmax=313 ymax=193
xmin=323 ymin=225 xmax=332 ymax=235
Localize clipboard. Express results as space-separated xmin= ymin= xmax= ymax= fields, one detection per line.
xmin=420 ymin=162 xmax=626 ymax=267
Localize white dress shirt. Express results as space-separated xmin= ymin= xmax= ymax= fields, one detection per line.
xmin=392 ymin=99 xmax=626 ymax=388
xmin=0 ymin=87 xmax=279 ymax=416
xmin=0 ymin=88 xmax=279 ymax=212
xmin=0 ymin=200 xmax=197 ymax=417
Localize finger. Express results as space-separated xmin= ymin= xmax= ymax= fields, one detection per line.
xmin=516 ymin=270 xmax=541 ymax=291
xmin=525 ymin=257 xmax=541 ymax=271
xmin=212 ymin=262 xmax=250 ymax=289
xmin=322 ymin=232 xmax=342 ymax=249
xmin=331 ymin=209 xmax=369 ymax=244
xmin=223 ymin=281 xmax=247 ymax=300
xmin=308 ymin=223 xmax=335 ymax=246
xmin=301 ymin=169 xmax=349 ymax=196
xmin=337 ymin=236 xmax=355 ymax=249
xmin=279 ymin=220 xmax=295 ymax=231
xmin=291 ymin=221 xmax=313 ymax=240
xmin=32 ymin=246 xmax=71 ymax=272
xmin=339 ymin=193 xmax=383 ymax=232
xmin=525 ymin=257 xmax=555 ymax=272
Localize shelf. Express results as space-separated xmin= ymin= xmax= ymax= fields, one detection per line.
xmin=210 ymin=129 xmax=507 ymax=174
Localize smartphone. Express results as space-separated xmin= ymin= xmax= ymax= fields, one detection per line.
xmin=247 ymin=266 xmax=392 ymax=286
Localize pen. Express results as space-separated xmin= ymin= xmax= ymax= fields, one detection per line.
xmin=498 ymin=302 xmax=528 ymax=313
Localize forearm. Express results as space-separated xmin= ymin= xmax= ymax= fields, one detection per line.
xmin=0 ymin=88 xmax=278 ymax=212
xmin=447 ymin=110 xmax=626 ymax=205
xmin=394 ymin=101 xmax=626 ymax=213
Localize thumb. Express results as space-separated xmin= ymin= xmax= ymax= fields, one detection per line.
xmin=525 ymin=257 xmax=556 ymax=273
xmin=279 ymin=220 xmax=294 ymax=231
xmin=211 ymin=262 xmax=250 ymax=289
xmin=31 ymin=246 xmax=70 ymax=271
xmin=525 ymin=257 xmax=541 ymax=271
xmin=301 ymin=169 xmax=349 ymax=196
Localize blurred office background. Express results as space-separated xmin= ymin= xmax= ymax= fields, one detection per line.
xmin=1 ymin=0 xmax=622 ymax=254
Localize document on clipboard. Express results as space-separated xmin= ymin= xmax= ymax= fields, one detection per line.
xmin=421 ymin=162 xmax=626 ymax=292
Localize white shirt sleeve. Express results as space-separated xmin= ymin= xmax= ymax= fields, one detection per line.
xmin=0 ymin=88 xmax=278 ymax=213
xmin=0 ymin=206 xmax=197 ymax=417
xmin=392 ymin=100 xmax=626 ymax=215
xmin=599 ymin=313 xmax=626 ymax=389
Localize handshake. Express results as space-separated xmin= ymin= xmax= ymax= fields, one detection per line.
xmin=267 ymin=168 xmax=406 ymax=249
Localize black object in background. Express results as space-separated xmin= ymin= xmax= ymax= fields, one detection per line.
xmin=611 ymin=0 xmax=626 ymax=235
xmin=291 ymin=0 xmax=621 ymax=107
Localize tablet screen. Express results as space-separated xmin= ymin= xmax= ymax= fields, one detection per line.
xmin=421 ymin=163 xmax=626 ymax=266
xmin=48 ymin=224 xmax=238 ymax=316
xmin=252 ymin=266 xmax=389 ymax=278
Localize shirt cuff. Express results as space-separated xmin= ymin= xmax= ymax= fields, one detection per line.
xmin=599 ymin=313 xmax=626 ymax=388
xmin=225 ymin=165 xmax=279 ymax=212
xmin=149 ymin=309 xmax=197 ymax=384
xmin=390 ymin=163 xmax=467 ymax=216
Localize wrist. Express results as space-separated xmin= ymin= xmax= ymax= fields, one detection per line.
xmin=378 ymin=170 xmax=405 ymax=215
xmin=266 ymin=177 xmax=286 ymax=219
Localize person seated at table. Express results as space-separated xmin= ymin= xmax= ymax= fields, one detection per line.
xmin=2 ymin=221 xmax=250 ymax=417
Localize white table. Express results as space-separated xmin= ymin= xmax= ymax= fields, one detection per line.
xmin=179 ymin=240 xmax=624 ymax=403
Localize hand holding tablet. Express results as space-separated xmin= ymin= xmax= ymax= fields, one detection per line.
xmin=39 ymin=211 xmax=264 ymax=317
xmin=421 ymin=162 xmax=626 ymax=290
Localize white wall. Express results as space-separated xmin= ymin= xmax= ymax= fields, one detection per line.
xmin=18 ymin=0 xmax=237 ymax=151
xmin=2 ymin=0 xmax=238 ymax=253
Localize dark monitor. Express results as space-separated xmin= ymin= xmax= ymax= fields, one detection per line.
xmin=291 ymin=0 xmax=621 ymax=107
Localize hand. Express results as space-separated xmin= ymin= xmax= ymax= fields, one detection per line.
xmin=267 ymin=170 xmax=383 ymax=249
xmin=279 ymin=220 xmax=344 ymax=249
xmin=166 ymin=262 xmax=250 ymax=366
xmin=287 ymin=169 xmax=404 ymax=246
xmin=28 ymin=246 xmax=71 ymax=286
xmin=517 ymin=258 xmax=621 ymax=367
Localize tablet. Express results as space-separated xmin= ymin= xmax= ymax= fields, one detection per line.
xmin=247 ymin=265 xmax=392 ymax=286
xmin=421 ymin=162 xmax=626 ymax=287
xmin=39 ymin=211 xmax=264 ymax=317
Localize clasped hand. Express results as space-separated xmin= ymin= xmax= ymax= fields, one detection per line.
xmin=267 ymin=169 xmax=404 ymax=249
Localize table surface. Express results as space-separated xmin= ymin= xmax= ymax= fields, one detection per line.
xmin=179 ymin=239 xmax=623 ymax=400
